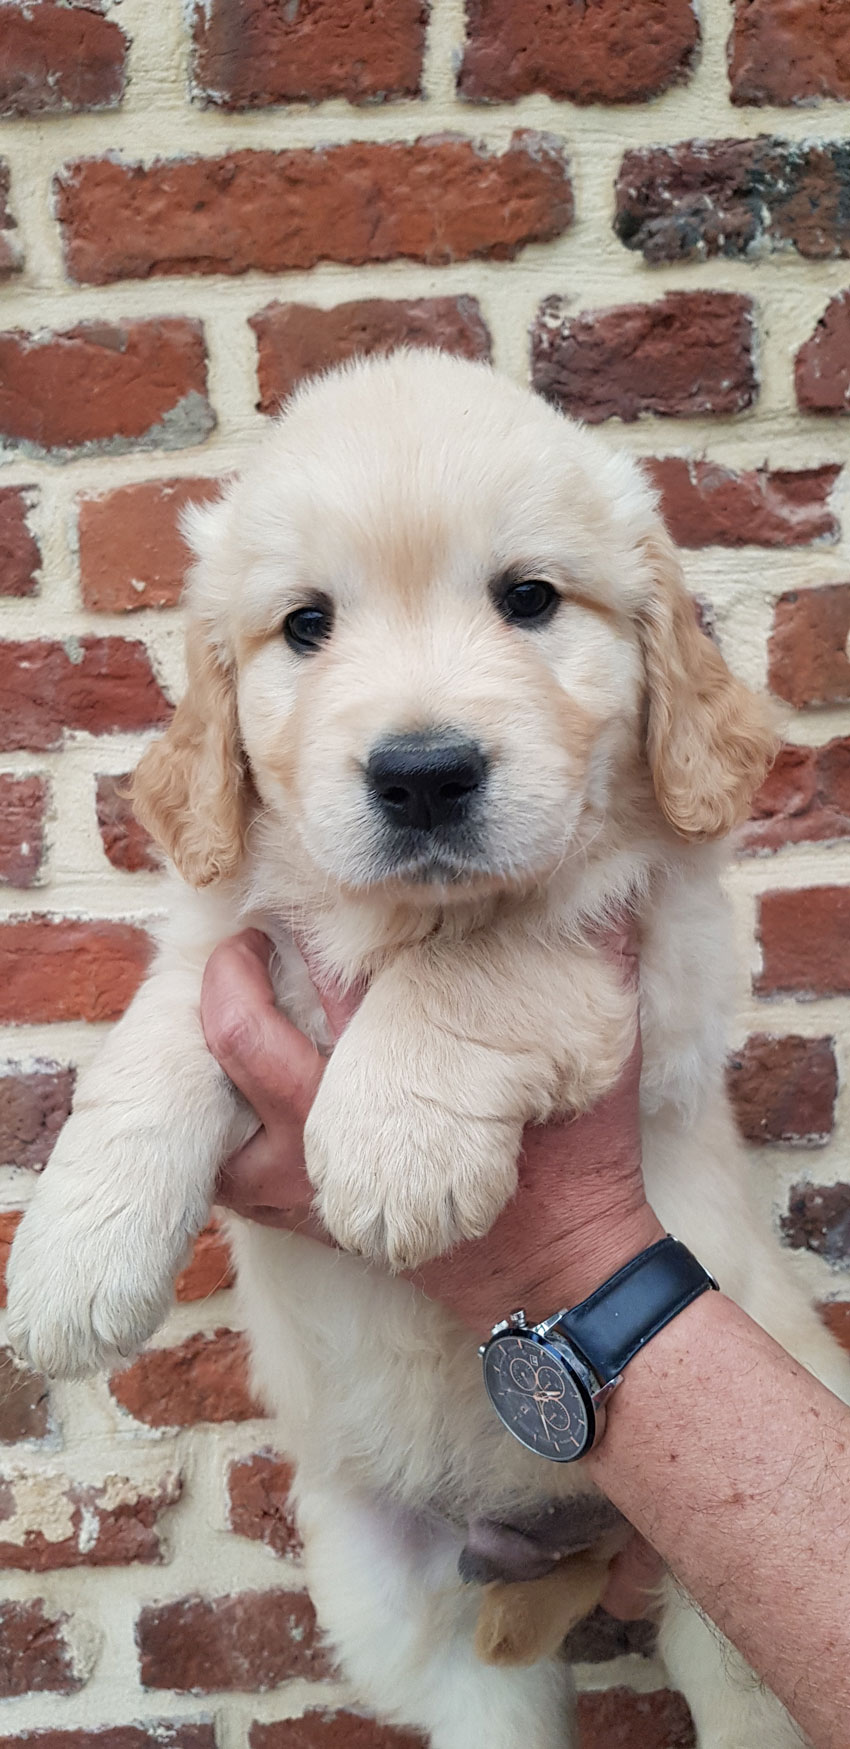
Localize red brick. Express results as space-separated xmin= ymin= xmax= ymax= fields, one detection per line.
xmin=0 ymin=485 xmax=40 ymax=597
xmin=250 ymin=1715 xmax=425 ymax=1748
xmin=727 ymin=1035 xmax=837 ymax=1144
xmin=110 ymin=1329 xmax=265 ymax=1429
xmin=781 ymin=1183 xmax=850 ymax=1263
xmin=0 ymin=1064 xmax=75 ymax=1170
xmin=531 ymin=293 xmax=756 ymax=424
xmin=175 ymin=1221 xmax=234 ymax=1302
xmin=0 ymin=161 xmax=21 ymax=276
xmin=79 ymin=477 xmax=221 ymax=612
xmin=191 ymin=0 xmax=426 ymax=107
xmin=647 ymin=458 xmax=840 ymax=549
xmin=0 ymin=1600 xmax=84 ymax=1696
xmin=0 ymin=1 xmax=127 ymax=117
xmin=820 ymin=1300 xmax=850 ymax=1354
xmin=0 ymin=1472 xmax=180 ymax=1571
xmin=729 ymin=0 xmax=850 ymax=105
xmin=768 ymin=585 xmax=850 ymax=710
xmin=796 ymin=292 xmax=850 ymax=414
xmin=0 ymin=319 xmax=214 ymax=457
xmin=577 ymin=1687 xmax=695 ymax=1747
xmin=0 ymin=775 xmax=47 ymax=887
xmin=0 ymin=1209 xmax=21 ymax=1305
xmin=0 ymin=919 xmax=151 ymax=1024
xmin=0 ymin=637 xmax=171 ymax=752
xmin=0 ymin=1347 xmax=50 ymax=1444
xmin=227 ymin=1453 xmax=301 ymax=1559
xmin=0 ymin=1730 xmax=216 ymax=1749
xmin=56 ymin=137 xmax=573 ymax=285
xmin=756 ymin=887 xmax=850 ymax=997
xmin=251 ymin=296 xmax=492 ymax=414
xmin=137 ymin=1590 xmax=330 ymax=1691
xmin=459 ymin=0 xmax=698 ymax=103
xmin=96 ymin=775 xmax=158 ymax=874
xmin=740 ymin=739 xmax=850 ymax=852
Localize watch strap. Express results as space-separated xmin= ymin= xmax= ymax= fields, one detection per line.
xmin=558 ymin=1235 xmax=717 ymax=1386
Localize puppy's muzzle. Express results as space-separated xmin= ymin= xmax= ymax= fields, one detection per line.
xmin=367 ymin=731 xmax=488 ymax=833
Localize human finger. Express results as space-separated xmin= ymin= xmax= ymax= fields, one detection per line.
xmin=201 ymin=930 xmax=325 ymax=1126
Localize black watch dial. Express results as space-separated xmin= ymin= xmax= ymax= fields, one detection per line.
xmin=483 ymin=1333 xmax=594 ymax=1462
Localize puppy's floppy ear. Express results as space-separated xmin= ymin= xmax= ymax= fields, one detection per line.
xmin=639 ymin=526 xmax=778 ymax=840
xmin=131 ymin=621 xmax=248 ymax=887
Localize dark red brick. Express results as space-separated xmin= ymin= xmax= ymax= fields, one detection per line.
xmin=175 ymin=1222 xmax=234 ymax=1302
xmin=0 ymin=1730 xmax=216 ymax=1749
xmin=190 ymin=0 xmax=426 ymax=107
xmin=820 ymin=1300 xmax=850 ymax=1354
xmin=0 ymin=1600 xmax=84 ymax=1696
xmin=0 ymin=1064 xmax=75 ymax=1170
xmin=756 ymin=887 xmax=850 ymax=997
xmin=0 ymin=1473 xmax=180 ymax=1571
xmin=79 ymin=477 xmax=221 ymax=612
xmin=741 ymin=739 xmax=850 ymax=852
xmin=0 ymin=485 xmax=40 ymax=597
xmin=769 ymin=585 xmax=850 ymax=710
xmin=137 ymin=1590 xmax=331 ymax=1691
xmin=0 ymin=637 xmax=171 ymax=752
xmin=647 ymin=458 xmax=840 ymax=549
xmin=227 ymin=1453 xmax=302 ymax=1559
xmin=110 ymin=1330 xmax=265 ymax=1429
xmin=96 ymin=775 xmax=158 ymax=874
xmin=0 ymin=1347 xmax=50 ymax=1444
xmin=250 ymin=1715 xmax=425 ymax=1748
xmin=0 ymin=775 xmax=47 ymax=886
xmin=577 ymin=1686 xmax=695 ymax=1747
xmin=563 ymin=1608 xmax=656 ymax=1664
xmin=532 ymin=293 xmax=756 ymax=424
xmin=0 ymin=1210 xmax=18 ymax=1306
xmin=727 ymin=1034 xmax=837 ymax=1144
xmin=251 ymin=296 xmax=492 ymax=414
xmin=782 ymin=1183 xmax=850 ymax=1263
xmin=0 ymin=1 xmax=127 ymax=117
xmin=0 ymin=161 xmax=21 ymax=275
xmin=729 ymin=0 xmax=850 ymax=105
xmin=0 ymin=919 xmax=152 ymax=1024
xmin=796 ymin=292 xmax=850 ymax=414
xmin=459 ymin=0 xmax=699 ymax=103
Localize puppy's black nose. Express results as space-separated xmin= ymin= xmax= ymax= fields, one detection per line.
xmin=367 ymin=733 xmax=487 ymax=832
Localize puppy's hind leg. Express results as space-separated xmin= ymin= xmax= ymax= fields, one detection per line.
xmin=296 ymin=1485 xmax=575 ymax=1749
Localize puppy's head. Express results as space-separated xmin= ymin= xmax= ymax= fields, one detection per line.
xmin=133 ymin=352 xmax=777 ymax=896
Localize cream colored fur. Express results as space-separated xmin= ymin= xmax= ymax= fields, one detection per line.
xmin=7 ymin=353 xmax=846 ymax=1748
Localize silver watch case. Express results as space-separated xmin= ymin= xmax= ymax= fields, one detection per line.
xmin=480 ymin=1308 xmax=622 ymax=1463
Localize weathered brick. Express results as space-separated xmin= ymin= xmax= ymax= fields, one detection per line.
xmin=0 ymin=1729 xmax=216 ymax=1749
xmin=79 ymin=477 xmax=221 ymax=612
xmin=96 ymin=775 xmax=158 ymax=874
xmin=796 ymin=292 xmax=850 ymax=414
xmin=769 ymin=585 xmax=850 ymax=709
xmin=617 ymin=139 xmax=850 ymax=264
xmin=110 ymin=1330 xmax=265 ymax=1429
xmin=0 ymin=320 xmax=214 ymax=459
xmin=0 ymin=1472 xmax=180 ymax=1571
xmin=175 ymin=1221 xmax=234 ymax=1302
xmin=0 ymin=161 xmax=21 ymax=275
xmin=251 ymin=297 xmax=492 ymax=414
xmin=729 ymin=0 xmax=850 ymax=105
xmin=0 ymin=1209 xmax=21 ymax=1304
xmin=0 ymin=1064 xmax=75 ymax=1170
xmin=741 ymin=739 xmax=850 ymax=852
xmin=0 ymin=919 xmax=151 ymax=1024
xmin=577 ymin=1687 xmax=695 ymax=1748
xmin=56 ymin=138 xmax=573 ymax=284
xmin=531 ymin=293 xmax=756 ymax=424
xmin=190 ymin=0 xmax=426 ymax=107
xmin=459 ymin=0 xmax=699 ymax=104
xmin=250 ymin=1716 xmax=425 ymax=1748
xmin=727 ymin=1035 xmax=837 ymax=1144
xmin=0 ymin=1347 xmax=50 ymax=1444
xmin=820 ymin=1300 xmax=850 ymax=1353
xmin=138 ymin=1590 xmax=330 ymax=1691
xmin=756 ymin=887 xmax=850 ymax=997
xmin=227 ymin=1453 xmax=301 ymax=1559
xmin=782 ymin=1184 xmax=850 ymax=1263
xmin=647 ymin=458 xmax=840 ymax=549
xmin=0 ymin=1600 xmax=84 ymax=1696
xmin=0 ymin=775 xmax=47 ymax=886
xmin=0 ymin=637 xmax=171 ymax=752
xmin=0 ymin=0 xmax=127 ymax=117
xmin=0 ymin=485 xmax=40 ymax=597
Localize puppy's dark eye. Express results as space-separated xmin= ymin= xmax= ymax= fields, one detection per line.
xmin=282 ymin=602 xmax=333 ymax=653
xmin=497 ymin=580 xmax=559 ymax=627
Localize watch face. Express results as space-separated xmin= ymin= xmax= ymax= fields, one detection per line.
xmin=483 ymin=1333 xmax=593 ymax=1461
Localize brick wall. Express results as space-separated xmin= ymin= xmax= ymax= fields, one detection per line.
xmin=0 ymin=0 xmax=849 ymax=1743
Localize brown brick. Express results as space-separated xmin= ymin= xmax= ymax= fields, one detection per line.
xmin=0 ymin=919 xmax=151 ymax=1024
xmin=0 ymin=161 xmax=21 ymax=276
xmin=0 ymin=1472 xmax=180 ymax=1571
xmin=190 ymin=0 xmax=426 ymax=107
xmin=227 ymin=1453 xmax=302 ymax=1559
xmin=56 ymin=138 xmax=573 ymax=285
xmin=137 ymin=1590 xmax=330 ymax=1691
xmin=577 ymin=1687 xmax=695 ymax=1747
xmin=647 ymin=458 xmax=840 ymax=549
xmin=740 ymin=739 xmax=850 ymax=852
xmin=175 ymin=1221 xmax=234 ymax=1302
xmin=769 ymin=585 xmax=850 ymax=710
xmin=0 ymin=0 xmax=127 ymax=117
xmin=756 ymin=887 xmax=850 ymax=997
xmin=0 ymin=1347 xmax=50 ymax=1444
xmin=0 ymin=485 xmax=40 ymax=597
xmin=459 ymin=0 xmax=698 ymax=103
xmin=0 ymin=1064 xmax=75 ymax=1170
xmin=727 ymin=1035 xmax=837 ymax=1145
xmin=110 ymin=1329 xmax=265 ymax=1429
xmin=729 ymin=0 xmax=850 ymax=105
xmin=796 ymin=292 xmax=850 ymax=414
xmin=820 ymin=1300 xmax=850 ymax=1354
xmin=250 ymin=1716 xmax=426 ymax=1748
xmin=0 ymin=637 xmax=171 ymax=752
xmin=0 ymin=1730 xmax=216 ymax=1749
xmin=96 ymin=775 xmax=158 ymax=874
xmin=0 ymin=775 xmax=47 ymax=887
xmin=563 ymin=1608 xmax=656 ymax=1664
xmin=0 ymin=1600 xmax=84 ymax=1696
xmin=531 ymin=293 xmax=756 ymax=424
xmin=79 ymin=477 xmax=221 ymax=612
xmin=0 ymin=1209 xmax=20 ymax=1305
xmin=0 ymin=319 xmax=214 ymax=458
xmin=781 ymin=1183 xmax=850 ymax=1263
xmin=251 ymin=296 xmax=492 ymax=414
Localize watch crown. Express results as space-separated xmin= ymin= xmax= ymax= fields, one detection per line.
xmin=478 ymin=1344 xmax=486 ymax=1357
xmin=508 ymin=1308 xmax=527 ymax=1328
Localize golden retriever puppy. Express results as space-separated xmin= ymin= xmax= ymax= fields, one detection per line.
xmin=7 ymin=352 xmax=847 ymax=1748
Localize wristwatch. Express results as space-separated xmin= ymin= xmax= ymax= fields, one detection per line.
xmin=480 ymin=1235 xmax=718 ymax=1463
